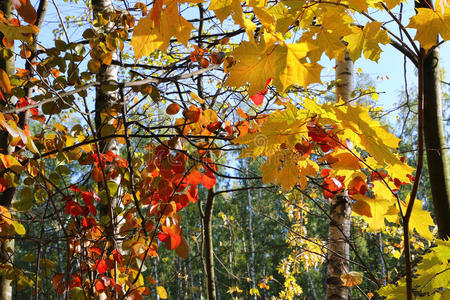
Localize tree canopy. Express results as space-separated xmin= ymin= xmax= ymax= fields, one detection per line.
xmin=0 ymin=0 xmax=449 ymax=299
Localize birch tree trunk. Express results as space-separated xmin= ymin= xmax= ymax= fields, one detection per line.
xmin=91 ymin=0 xmax=121 ymax=246
xmin=0 ymin=4 xmax=14 ymax=298
xmin=0 ymin=1 xmax=48 ymax=297
xmin=325 ymin=52 xmax=353 ymax=300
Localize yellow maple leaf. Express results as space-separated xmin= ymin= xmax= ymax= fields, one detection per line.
xmin=226 ymin=39 xmax=322 ymax=95
xmin=209 ymin=0 xmax=257 ymax=41
xmin=407 ymin=7 xmax=450 ymax=50
xmin=261 ymin=156 xmax=280 ymax=185
xmin=403 ymin=198 xmax=435 ymax=241
xmin=343 ymin=21 xmax=390 ymax=62
xmin=278 ymin=160 xmax=299 ymax=191
xmin=300 ymin=6 xmax=354 ymax=61
xmin=351 ymin=181 xmax=399 ymax=231
xmin=131 ymin=1 xmax=196 ymax=58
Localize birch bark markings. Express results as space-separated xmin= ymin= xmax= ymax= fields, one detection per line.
xmin=0 ymin=2 xmax=14 ymax=298
xmin=325 ymin=53 xmax=354 ymax=300
xmin=91 ymin=0 xmax=121 ymax=246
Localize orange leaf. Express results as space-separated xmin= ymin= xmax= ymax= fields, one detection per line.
xmin=341 ymin=271 xmax=363 ymax=287
xmin=201 ymin=171 xmax=216 ymax=189
xmin=14 ymin=0 xmax=37 ymax=24
xmin=112 ymin=249 xmax=123 ymax=266
xmin=183 ymin=107 xmax=201 ymax=123
xmin=166 ymin=103 xmax=180 ymax=115
xmin=51 ymin=273 xmax=66 ymax=295
xmin=187 ymin=170 xmax=202 ymax=186
xmin=149 ymin=0 xmax=163 ymax=26
xmin=0 ymin=68 xmax=12 ymax=95
xmin=175 ymin=235 xmax=189 ymax=259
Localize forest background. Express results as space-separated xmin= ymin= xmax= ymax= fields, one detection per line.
xmin=0 ymin=0 xmax=449 ymax=300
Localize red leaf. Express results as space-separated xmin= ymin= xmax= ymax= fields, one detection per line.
xmin=249 ymin=78 xmax=271 ymax=105
xmin=250 ymin=92 xmax=265 ymax=105
xmin=82 ymin=217 xmax=88 ymax=228
xmin=95 ymin=279 xmax=105 ymax=293
xmin=69 ymin=274 xmax=81 ymax=289
xmin=88 ymin=204 xmax=97 ymax=216
xmin=201 ymin=171 xmax=216 ymax=189
xmin=165 ymin=227 xmax=181 ymax=250
xmin=95 ymin=259 xmax=108 ymax=274
xmin=158 ymin=232 xmax=169 ymax=243
xmin=81 ymin=191 xmax=92 ymax=206
xmin=322 ymin=176 xmax=345 ymax=199
xmin=64 ymin=201 xmax=82 ymax=217
xmin=207 ymin=121 xmax=222 ymax=133
xmin=112 ymin=249 xmax=123 ymax=266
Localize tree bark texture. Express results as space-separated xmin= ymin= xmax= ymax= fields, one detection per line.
xmin=92 ymin=0 xmax=122 ymax=245
xmin=0 ymin=2 xmax=15 ymax=298
xmin=326 ymin=53 xmax=353 ymax=300
xmin=326 ymin=195 xmax=351 ymax=300
xmin=248 ymin=186 xmax=257 ymax=300
xmin=203 ymin=189 xmax=217 ymax=300
xmin=422 ymin=46 xmax=450 ymax=239
xmin=415 ymin=0 xmax=450 ymax=241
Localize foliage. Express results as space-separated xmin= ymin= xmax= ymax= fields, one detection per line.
xmin=0 ymin=0 xmax=448 ymax=299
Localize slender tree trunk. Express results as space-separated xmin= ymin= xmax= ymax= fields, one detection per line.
xmin=91 ymin=0 xmax=121 ymax=246
xmin=154 ymin=259 xmax=160 ymax=300
xmin=202 ymin=189 xmax=217 ymax=300
xmin=414 ymin=0 xmax=450 ymax=241
xmin=421 ymin=46 xmax=450 ymax=239
xmin=0 ymin=1 xmax=15 ymax=297
xmin=247 ymin=182 xmax=257 ymax=300
xmin=325 ymin=53 xmax=353 ymax=300
xmin=184 ymin=210 xmax=195 ymax=299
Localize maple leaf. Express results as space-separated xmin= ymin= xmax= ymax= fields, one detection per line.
xmin=209 ymin=0 xmax=257 ymax=40
xmin=351 ymin=181 xmax=399 ymax=231
xmin=278 ymin=160 xmax=299 ymax=191
xmin=407 ymin=7 xmax=450 ymax=50
xmin=343 ymin=21 xmax=390 ymax=62
xmin=403 ymin=198 xmax=435 ymax=241
xmin=131 ymin=1 xmax=198 ymax=58
xmin=300 ymin=6 xmax=354 ymax=61
xmin=226 ymin=38 xmax=322 ymax=96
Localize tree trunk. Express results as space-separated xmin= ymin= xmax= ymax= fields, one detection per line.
xmin=422 ymin=45 xmax=450 ymax=240
xmin=0 ymin=2 xmax=48 ymax=298
xmin=0 ymin=2 xmax=15 ymax=298
xmin=92 ymin=0 xmax=121 ymax=245
xmin=202 ymin=189 xmax=217 ymax=300
xmin=325 ymin=53 xmax=353 ymax=300
xmin=247 ymin=183 xmax=257 ymax=300
xmin=414 ymin=0 xmax=450 ymax=241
